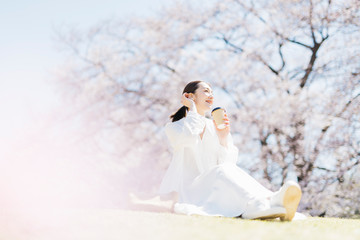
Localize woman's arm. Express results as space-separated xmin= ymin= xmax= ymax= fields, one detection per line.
xmin=165 ymin=93 xmax=206 ymax=149
xmin=217 ymin=133 xmax=239 ymax=164
xmin=213 ymin=112 xmax=238 ymax=164
xmin=165 ymin=111 xmax=205 ymax=150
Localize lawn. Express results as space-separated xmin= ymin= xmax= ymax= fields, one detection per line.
xmin=2 ymin=209 xmax=360 ymax=240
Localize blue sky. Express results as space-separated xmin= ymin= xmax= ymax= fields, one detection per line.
xmin=0 ymin=0 xmax=167 ymax=142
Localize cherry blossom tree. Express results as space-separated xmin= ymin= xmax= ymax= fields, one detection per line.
xmin=56 ymin=0 xmax=360 ymax=216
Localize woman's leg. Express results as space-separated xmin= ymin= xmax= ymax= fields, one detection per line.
xmin=128 ymin=192 xmax=178 ymax=213
xmin=188 ymin=163 xmax=275 ymax=217
xmin=193 ymin=163 xmax=300 ymax=220
xmin=225 ymin=165 xmax=301 ymax=220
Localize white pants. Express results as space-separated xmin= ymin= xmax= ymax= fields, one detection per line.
xmin=176 ymin=163 xmax=276 ymax=217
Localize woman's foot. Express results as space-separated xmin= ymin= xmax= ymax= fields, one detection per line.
xmin=271 ymin=181 xmax=302 ymax=221
xmin=241 ymin=198 xmax=286 ymax=220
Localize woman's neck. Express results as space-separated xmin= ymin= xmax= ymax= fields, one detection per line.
xmin=197 ymin=109 xmax=206 ymax=116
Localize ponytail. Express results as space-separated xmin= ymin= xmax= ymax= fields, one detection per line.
xmin=170 ymin=80 xmax=203 ymax=122
xmin=170 ymin=106 xmax=189 ymax=122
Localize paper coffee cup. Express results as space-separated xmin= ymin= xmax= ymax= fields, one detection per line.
xmin=211 ymin=107 xmax=226 ymax=129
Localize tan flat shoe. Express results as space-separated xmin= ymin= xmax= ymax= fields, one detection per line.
xmin=271 ymin=181 xmax=302 ymax=221
xmin=280 ymin=184 xmax=302 ymax=221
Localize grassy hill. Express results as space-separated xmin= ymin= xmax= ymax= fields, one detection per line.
xmin=2 ymin=209 xmax=360 ymax=240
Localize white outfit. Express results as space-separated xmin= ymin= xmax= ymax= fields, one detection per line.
xmin=158 ymin=111 xmax=277 ymax=217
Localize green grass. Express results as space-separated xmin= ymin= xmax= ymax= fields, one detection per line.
xmin=2 ymin=209 xmax=360 ymax=240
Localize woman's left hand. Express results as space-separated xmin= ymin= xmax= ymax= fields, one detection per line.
xmin=213 ymin=113 xmax=230 ymax=148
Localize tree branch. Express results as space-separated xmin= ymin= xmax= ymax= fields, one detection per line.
xmin=313 ymin=93 xmax=360 ymax=161
xmin=216 ymin=34 xmax=244 ymax=53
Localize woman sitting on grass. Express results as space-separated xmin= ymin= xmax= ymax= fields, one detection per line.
xmin=131 ymin=80 xmax=303 ymax=221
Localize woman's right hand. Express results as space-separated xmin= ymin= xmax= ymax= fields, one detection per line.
xmin=181 ymin=93 xmax=196 ymax=111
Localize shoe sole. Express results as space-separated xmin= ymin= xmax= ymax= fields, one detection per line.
xmin=280 ymin=185 xmax=302 ymax=221
xmin=255 ymin=213 xmax=285 ymax=220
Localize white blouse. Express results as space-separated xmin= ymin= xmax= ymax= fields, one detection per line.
xmin=159 ymin=111 xmax=239 ymax=197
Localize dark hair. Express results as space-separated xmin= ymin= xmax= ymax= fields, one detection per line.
xmin=170 ymin=81 xmax=203 ymax=122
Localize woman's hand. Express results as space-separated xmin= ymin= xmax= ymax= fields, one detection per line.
xmin=181 ymin=93 xmax=197 ymax=112
xmin=213 ymin=113 xmax=230 ymax=148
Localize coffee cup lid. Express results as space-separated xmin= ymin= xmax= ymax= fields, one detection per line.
xmin=211 ymin=107 xmax=225 ymax=113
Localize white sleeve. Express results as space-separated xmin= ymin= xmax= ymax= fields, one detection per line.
xmin=217 ymin=133 xmax=239 ymax=164
xmin=165 ymin=111 xmax=206 ymax=150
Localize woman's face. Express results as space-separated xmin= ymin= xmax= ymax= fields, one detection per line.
xmin=192 ymin=82 xmax=214 ymax=114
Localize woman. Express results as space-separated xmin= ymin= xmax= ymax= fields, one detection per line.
xmin=157 ymin=80 xmax=302 ymax=220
